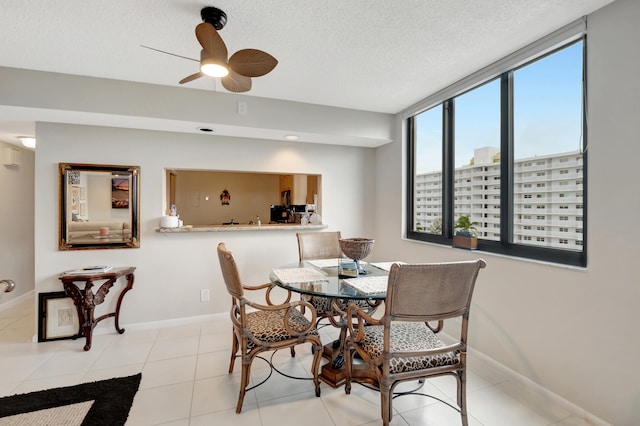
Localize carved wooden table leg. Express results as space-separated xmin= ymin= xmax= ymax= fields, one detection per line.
xmin=114 ymin=272 xmax=135 ymax=334
xmin=59 ymin=267 xmax=136 ymax=351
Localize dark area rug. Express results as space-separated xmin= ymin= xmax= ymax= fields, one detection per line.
xmin=0 ymin=373 xmax=141 ymax=425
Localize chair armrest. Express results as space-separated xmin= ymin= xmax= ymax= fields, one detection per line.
xmin=242 ymin=282 xmax=272 ymax=291
xmin=346 ymin=302 xmax=382 ymax=342
xmin=242 ymin=282 xmax=292 ymax=305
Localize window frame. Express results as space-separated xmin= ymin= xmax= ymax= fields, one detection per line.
xmin=405 ymin=33 xmax=587 ymax=267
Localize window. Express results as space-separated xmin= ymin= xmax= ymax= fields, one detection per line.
xmin=407 ymin=35 xmax=586 ymax=266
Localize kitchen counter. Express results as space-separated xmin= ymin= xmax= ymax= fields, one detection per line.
xmin=155 ymin=223 xmax=328 ymax=233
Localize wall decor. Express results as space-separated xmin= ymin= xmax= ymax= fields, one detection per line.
xmin=70 ymin=186 xmax=79 ymax=214
xmin=111 ymin=177 xmax=130 ymax=209
xmin=38 ymin=291 xmax=80 ymax=342
xmin=59 ymin=163 xmax=140 ymax=250
xmin=220 ymin=188 xmax=231 ymax=205
xmin=68 ymin=170 xmax=80 ymax=185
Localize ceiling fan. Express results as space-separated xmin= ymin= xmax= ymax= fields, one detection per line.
xmin=143 ymin=6 xmax=278 ymax=93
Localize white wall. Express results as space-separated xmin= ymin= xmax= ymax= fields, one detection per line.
xmin=35 ymin=123 xmax=376 ymax=326
xmin=373 ymin=0 xmax=639 ymax=424
xmin=0 ymin=141 xmax=34 ymax=304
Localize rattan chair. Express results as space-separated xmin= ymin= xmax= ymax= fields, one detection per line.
xmin=217 ymin=242 xmax=323 ymax=413
xmin=345 ymin=259 xmax=486 ymax=426
xmin=296 ymin=232 xmax=375 ymax=321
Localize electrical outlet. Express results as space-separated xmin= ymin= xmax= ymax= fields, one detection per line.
xmin=200 ymin=289 xmax=210 ymax=302
xmin=238 ymin=101 xmax=247 ymax=115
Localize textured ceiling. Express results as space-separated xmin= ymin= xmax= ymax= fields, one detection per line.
xmin=0 ymin=0 xmax=615 ymax=146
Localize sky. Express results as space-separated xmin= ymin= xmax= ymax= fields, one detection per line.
xmin=416 ymin=41 xmax=583 ymax=173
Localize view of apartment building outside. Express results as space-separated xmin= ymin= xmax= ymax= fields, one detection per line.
xmin=414 ymin=147 xmax=583 ymax=251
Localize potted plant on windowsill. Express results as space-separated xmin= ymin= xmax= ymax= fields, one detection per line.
xmin=453 ymin=215 xmax=479 ymax=250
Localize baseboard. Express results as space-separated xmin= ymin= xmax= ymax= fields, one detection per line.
xmin=91 ymin=311 xmax=229 ymax=335
xmin=467 ymin=345 xmax=611 ymax=426
xmin=0 ymin=290 xmax=34 ymax=311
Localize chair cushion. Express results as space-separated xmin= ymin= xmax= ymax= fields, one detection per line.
xmin=358 ymin=322 xmax=460 ymax=373
xmin=245 ymin=308 xmax=319 ymax=350
xmin=309 ymin=296 xmax=372 ymax=315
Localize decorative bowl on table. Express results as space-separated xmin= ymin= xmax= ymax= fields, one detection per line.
xmin=339 ymin=238 xmax=375 ymax=275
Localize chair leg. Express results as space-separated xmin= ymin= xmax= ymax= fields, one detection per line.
xmin=459 ymin=369 xmax=468 ymax=426
xmin=290 ymin=346 xmax=296 ymax=357
xmin=380 ymin=385 xmax=392 ymax=426
xmin=311 ymin=341 xmax=323 ymax=397
xmin=229 ymin=332 xmax=239 ymax=373
xmin=236 ymin=356 xmax=253 ymax=413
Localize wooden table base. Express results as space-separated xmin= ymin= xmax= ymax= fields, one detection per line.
xmin=318 ymin=344 xmax=378 ymax=388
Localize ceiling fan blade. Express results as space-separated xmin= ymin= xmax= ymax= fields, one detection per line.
xmin=221 ymin=71 xmax=252 ymax=92
xmin=228 ymin=49 xmax=278 ymax=77
xmin=195 ymin=23 xmax=228 ymax=60
xmin=179 ymin=72 xmax=203 ymax=84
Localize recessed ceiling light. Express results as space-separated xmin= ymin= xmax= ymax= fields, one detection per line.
xmin=18 ymin=136 xmax=36 ymax=148
xmin=284 ymin=135 xmax=299 ymax=140
xmin=199 ymin=128 xmax=214 ymax=133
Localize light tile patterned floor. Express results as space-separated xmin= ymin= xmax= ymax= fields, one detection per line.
xmin=0 ymin=297 xmax=596 ymax=425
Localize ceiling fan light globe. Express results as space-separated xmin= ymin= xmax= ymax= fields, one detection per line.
xmin=201 ymin=63 xmax=229 ymax=78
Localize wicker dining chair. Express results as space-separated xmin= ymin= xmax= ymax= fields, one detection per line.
xmin=344 ymin=259 xmax=486 ymax=426
xmin=217 ymin=242 xmax=323 ymax=413
xmin=296 ymin=232 xmax=376 ymax=321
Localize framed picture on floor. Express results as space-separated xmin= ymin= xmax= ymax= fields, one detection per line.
xmin=38 ymin=291 xmax=80 ymax=342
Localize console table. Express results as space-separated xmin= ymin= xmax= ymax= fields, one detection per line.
xmin=59 ymin=266 xmax=136 ymax=351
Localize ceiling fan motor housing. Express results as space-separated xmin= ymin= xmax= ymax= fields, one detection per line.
xmin=201 ymin=6 xmax=227 ymax=30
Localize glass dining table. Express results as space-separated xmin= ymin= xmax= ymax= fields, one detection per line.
xmin=269 ymin=259 xmax=394 ymax=388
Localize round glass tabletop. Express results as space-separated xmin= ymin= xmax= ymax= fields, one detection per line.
xmin=269 ymin=260 xmax=389 ymax=300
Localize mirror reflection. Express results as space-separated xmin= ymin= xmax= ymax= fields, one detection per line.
xmin=59 ymin=163 xmax=140 ymax=250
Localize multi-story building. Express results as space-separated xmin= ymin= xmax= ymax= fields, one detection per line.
xmin=414 ymin=147 xmax=584 ymax=250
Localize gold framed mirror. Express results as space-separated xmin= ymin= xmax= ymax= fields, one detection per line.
xmin=59 ymin=163 xmax=140 ymax=250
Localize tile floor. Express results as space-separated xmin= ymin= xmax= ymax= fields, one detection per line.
xmin=0 ymin=297 xmax=596 ymax=426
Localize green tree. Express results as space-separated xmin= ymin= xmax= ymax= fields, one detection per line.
xmin=428 ymin=217 xmax=442 ymax=234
